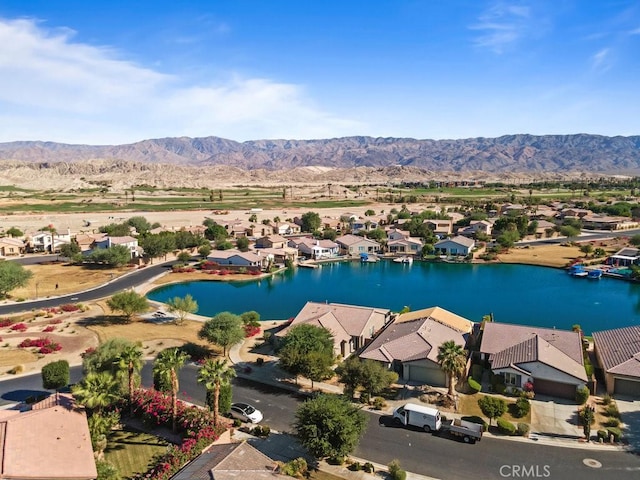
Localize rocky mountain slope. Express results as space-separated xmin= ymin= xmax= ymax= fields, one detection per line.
xmin=1 ymin=134 xmax=638 ymax=190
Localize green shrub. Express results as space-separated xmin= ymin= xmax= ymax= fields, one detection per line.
xmin=363 ymin=462 xmax=375 ymax=473
xmin=512 ymin=397 xmax=530 ymax=418
xmin=494 ymin=383 xmax=506 ymax=394
xmin=604 ymin=403 xmax=620 ymax=418
xmin=602 ymin=394 xmax=612 ymax=405
xmin=597 ymin=429 xmax=608 ymax=441
xmin=461 ymin=415 xmax=488 ymax=432
xmin=606 ymin=427 xmax=622 ymax=442
xmin=372 ymin=396 xmax=387 ymax=410
xmin=41 ymin=359 xmax=70 ymax=390
xmin=604 ymin=418 xmax=620 ymax=427
xmin=279 ymin=457 xmax=308 ymax=477
xmin=8 ymin=365 xmax=23 ymax=375
xmin=471 ymin=364 xmax=483 ymax=382
xmin=496 ymin=418 xmax=516 ymax=435
xmin=575 ymin=385 xmax=590 ymax=405
xmin=467 ymin=378 xmax=481 ymax=394
xmin=387 ymin=459 xmax=407 ymax=480
xmin=516 ymin=423 xmax=530 ymax=437
xmin=251 ymin=425 xmax=271 ymax=437
xmin=232 ymin=418 xmax=242 ymax=428
xmin=348 ymin=461 xmax=362 ymax=471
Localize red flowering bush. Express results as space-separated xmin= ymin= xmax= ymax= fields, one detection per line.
xmin=524 ymin=381 xmax=534 ymax=392
xmin=10 ymin=323 xmax=27 ymax=332
xmin=199 ymin=261 xmax=217 ymax=271
xmin=42 ymin=326 xmax=56 ymax=333
xmin=18 ymin=337 xmax=62 ymax=354
xmin=60 ymin=304 xmax=80 ymax=312
xmin=0 ymin=319 xmax=13 ymax=328
xmin=81 ymin=346 xmax=96 ymax=358
xmin=49 ymin=318 xmax=63 ymax=325
xmin=250 ymin=269 xmax=262 ymax=275
xmin=244 ymin=325 xmax=261 ymax=337
xmin=45 ymin=307 xmax=62 ymax=315
xmin=172 ymin=266 xmax=195 ymax=273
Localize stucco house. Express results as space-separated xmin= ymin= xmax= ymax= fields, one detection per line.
xmin=387 ymin=236 xmax=423 ymax=254
xmin=434 ymin=235 xmax=475 ymax=256
xmin=458 ymin=220 xmax=493 ymax=238
xmin=28 ymin=229 xmax=72 ymax=253
xmin=0 ymin=393 xmax=96 ymax=479
xmin=276 ymin=301 xmax=392 ymax=358
xmin=255 ymin=235 xmax=288 ymax=249
xmin=0 ymin=237 xmax=25 ymax=256
xmin=593 ymin=325 xmax=640 ymax=397
xmin=288 ymin=237 xmax=340 ymax=259
xmin=335 ymin=234 xmax=381 ymax=256
xmin=386 ymin=228 xmax=411 ymax=241
xmin=480 ymin=322 xmax=587 ymax=399
xmin=423 ymin=219 xmax=453 ymax=236
xmin=273 ymin=222 xmax=301 ymax=235
xmin=607 ymin=247 xmax=640 ymax=267
xmin=93 ymin=235 xmax=140 ymax=258
xmin=359 ymin=307 xmax=474 ymax=387
xmin=209 ymin=250 xmax=265 ymax=267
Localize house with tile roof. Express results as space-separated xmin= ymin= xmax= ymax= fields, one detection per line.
xmin=275 ymin=301 xmax=392 ymax=358
xmin=387 ymin=236 xmax=423 ymax=255
xmin=359 ymin=307 xmax=474 ymax=387
xmin=288 ymin=237 xmax=339 ymax=259
xmin=434 ymin=235 xmax=475 ymax=256
xmin=335 ymin=234 xmax=381 ymax=256
xmin=93 ymin=235 xmax=140 ymax=258
xmin=209 ymin=249 xmax=266 ymax=268
xmin=480 ymin=322 xmax=587 ymax=399
xmin=255 ymin=235 xmax=288 ymax=249
xmin=0 ymin=237 xmax=25 ymax=257
xmin=607 ymin=247 xmax=640 ymax=266
xmin=457 ymin=220 xmax=493 ymax=238
xmin=592 ymin=325 xmax=640 ymax=397
xmin=0 ymin=393 xmax=96 ymax=479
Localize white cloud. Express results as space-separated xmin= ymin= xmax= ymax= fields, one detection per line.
xmin=591 ymin=48 xmax=611 ymax=71
xmin=470 ymin=1 xmax=532 ymax=53
xmin=0 ymin=17 xmax=362 ymax=143
xmin=630 ymin=26 xmax=640 ymax=35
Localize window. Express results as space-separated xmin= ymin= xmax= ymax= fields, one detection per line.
xmin=503 ymin=372 xmax=521 ymax=386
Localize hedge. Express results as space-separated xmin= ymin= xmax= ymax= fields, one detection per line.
xmin=512 ymin=397 xmax=530 ymax=418
xmin=467 ymin=378 xmax=481 ymax=394
xmin=516 ymin=423 xmax=530 ymax=437
xmin=575 ymin=385 xmax=590 ymax=405
xmin=606 ymin=427 xmax=622 ymax=442
xmin=41 ymin=360 xmax=70 ymax=390
xmin=497 ymin=418 xmax=516 ymax=435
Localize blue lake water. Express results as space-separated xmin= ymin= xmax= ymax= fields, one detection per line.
xmin=147 ymin=261 xmax=640 ymax=334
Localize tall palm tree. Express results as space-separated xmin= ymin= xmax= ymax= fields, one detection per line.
xmin=153 ymin=348 xmax=190 ymax=432
xmin=72 ymin=371 xmax=121 ymax=415
xmin=437 ymin=340 xmax=467 ymax=396
xmin=115 ymin=343 xmax=144 ymax=415
xmin=197 ymin=358 xmax=236 ymax=425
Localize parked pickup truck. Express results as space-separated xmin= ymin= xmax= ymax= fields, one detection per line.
xmin=392 ymin=403 xmax=482 ymax=444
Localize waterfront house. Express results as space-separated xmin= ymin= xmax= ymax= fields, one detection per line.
xmin=335 ymin=234 xmax=381 ymax=256
xmin=0 ymin=393 xmax=97 ymax=479
xmin=209 ymin=250 xmax=265 ymax=268
xmin=255 ymin=234 xmax=288 ymax=249
xmin=607 ymin=247 xmax=640 ymax=267
xmin=386 ymin=228 xmax=411 ymax=241
xmin=457 ymin=220 xmax=493 ymax=238
xmin=0 ymin=237 xmax=25 ymax=256
xmin=592 ymin=326 xmax=640 ymax=397
xmin=250 ymin=246 xmax=298 ymax=266
xmin=387 ymin=236 xmax=423 ymax=254
xmin=434 ymin=235 xmax=475 ymax=256
xmin=479 ymin=322 xmax=587 ymax=399
xmin=359 ymin=307 xmax=474 ymax=387
xmin=288 ymin=237 xmax=339 ymax=259
xmin=276 ymin=301 xmax=392 ymax=358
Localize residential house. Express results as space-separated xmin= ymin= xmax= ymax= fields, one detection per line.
xmin=434 ymin=235 xmax=475 ymax=256
xmin=93 ymin=235 xmax=140 ymax=258
xmin=608 ymin=247 xmax=640 ymax=267
xmin=335 ymin=234 xmax=381 ymax=256
xmin=387 ymin=236 xmax=423 ymax=255
xmin=209 ymin=250 xmax=266 ymax=268
xmin=0 ymin=393 xmax=96 ymax=479
xmin=593 ymin=326 xmax=640 ymax=397
xmin=288 ymin=237 xmax=340 ymax=259
xmin=220 ymin=219 xmax=254 ymax=239
xmin=320 ymin=216 xmax=342 ymax=232
xmin=530 ymin=219 xmax=557 ymax=238
xmin=560 ymin=208 xmax=592 ymax=220
xmin=276 ymin=301 xmax=392 ymax=358
xmin=351 ymin=217 xmax=380 ymax=234
xmin=457 ymin=220 xmax=493 ymax=238
xmin=423 ymin=219 xmax=453 ymax=237
xmin=273 ymin=222 xmax=300 ymax=235
xmin=0 ymin=237 xmax=25 ymax=256
xmin=171 ymin=436 xmax=290 ymax=480
xmin=386 ymin=228 xmax=411 ymax=241
xmin=499 ymin=203 xmax=527 ymax=216
xmin=251 ymin=246 xmax=298 ymax=266
xmin=359 ymin=307 xmax=474 ymax=387
xmin=74 ymin=232 xmax=107 ymax=252
xmin=581 ymin=215 xmax=639 ymax=231
xmin=479 ymin=322 xmax=587 ymax=399
xmin=255 ymin=235 xmax=288 ymax=249
xmin=28 ymin=229 xmax=72 ymax=253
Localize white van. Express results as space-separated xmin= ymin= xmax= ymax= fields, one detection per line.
xmin=392 ymin=403 xmax=442 ymax=432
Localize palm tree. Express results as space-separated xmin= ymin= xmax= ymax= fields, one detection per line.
xmin=115 ymin=343 xmax=144 ymax=415
xmin=153 ymin=348 xmax=190 ymax=432
xmin=197 ymin=358 xmax=236 ymax=425
xmin=72 ymin=371 xmax=121 ymax=415
xmin=437 ymin=340 xmax=467 ymax=396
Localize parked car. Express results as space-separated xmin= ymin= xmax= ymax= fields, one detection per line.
xmin=230 ymin=402 xmax=263 ymax=423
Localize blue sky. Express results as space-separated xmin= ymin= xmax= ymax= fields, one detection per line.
xmin=0 ymin=1 xmax=638 ymax=144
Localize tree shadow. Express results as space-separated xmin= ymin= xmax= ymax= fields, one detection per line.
xmin=1 ymin=389 xmax=51 ymax=403
xmin=76 ymin=314 xmax=130 ymax=326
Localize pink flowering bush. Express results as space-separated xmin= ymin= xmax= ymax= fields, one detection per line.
xmin=42 ymin=326 xmax=56 ymax=333
xmin=199 ymin=261 xmax=218 ymax=271
xmin=49 ymin=318 xmax=63 ymax=325
xmin=244 ymin=325 xmax=261 ymax=338
xmin=10 ymin=323 xmax=27 ymax=332
xmin=0 ymin=319 xmax=13 ymax=328
xmin=60 ymin=303 xmax=80 ymax=312
xmin=18 ymin=337 xmax=62 ymax=354
xmin=44 ymin=307 xmax=62 ymax=315
xmin=523 ymin=381 xmax=534 ymax=392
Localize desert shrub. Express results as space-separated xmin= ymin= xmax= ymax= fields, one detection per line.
xmin=602 ymin=394 xmax=612 ymax=405
xmin=251 ymin=425 xmax=271 ymax=437
xmin=512 ymin=397 xmax=530 ymax=418
xmin=348 ymin=461 xmax=362 ymax=471
xmin=606 ymin=427 xmax=622 ymax=442
xmin=516 ymin=423 xmax=530 ymax=437
xmin=496 ymin=418 xmax=516 ymax=435
xmin=280 ymin=457 xmax=308 ymax=478
xmin=387 ymin=459 xmax=407 ymax=480
xmin=470 ymin=364 xmax=483 ymax=382
xmin=372 ymin=396 xmax=387 ymax=410
xmin=0 ymin=319 xmax=13 ymax=327
xmin=232 ymin=418 xmax=242 ymax=428
xmin=8 ymin=365 xmax=24 ymax=374
xmin=604 ymin=418 xmax=621 ymax=428
xmin=363 ymin=462 xmax=375 ymax=473
xmin=597 ymin=429 xmax=608 ymax=441
xmin=575 ymin=385 xmax=590 ymax=405
xmin=461 ymin=415 xmax=488 ymax=432
xmin=604 ymin=403 xmax=620 ymax=418
xmin=467 ymin=378 xmax=481 ymax=394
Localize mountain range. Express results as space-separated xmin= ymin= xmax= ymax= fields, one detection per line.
xmin=1 ymin=134 xmax=639 ymax=174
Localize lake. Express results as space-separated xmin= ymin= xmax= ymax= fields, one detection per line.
xmin=147 ymin=260 xmax=640 ymax=334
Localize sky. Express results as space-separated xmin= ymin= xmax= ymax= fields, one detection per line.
xmin=0 ymin=0 xmax=639 ymax=145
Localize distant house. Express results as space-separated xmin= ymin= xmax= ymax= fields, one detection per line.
xmin=387 ymin=236 xmax=423 ymax=254
xmin=209 ymin=250 xmax=265 ymax=268
xmin=386 ymin=228 xmax=411 ymax=241
xmin=171 ymin=436 xmax=290 ymax=480
xmin=276 ymin=301 xmax=392 ymax=358
xmin=360 ymin=306 xmax=474 ymax=387
xmin=28 ymin=229 xmax=72 ymax=253
xmin=608 ymin=247 xmax=640 ymax=266
xmin=288 ymin=237 xmax=340 ymax=259
xmin=351 ymin=218 xmax=379 ymax=234
xmin=593 ymin=326 xmax=640 ymax=397
xmin=423 ymin=219 xmax=453 ymax=236
xmin=0 ymin=237 xmax=25 ymax=256
xmin=560 ymin=208 xmax=592 ymax=220
xmin=434 ymin=235 xmax=475 ymax=256
xmin=581 ymin=215 xmax=639 ymax=231
xmin=530 ymin=219 xmax=557 ymax=237
xmin=220 ymin=219 xmax=254 ymax=239
xmin=93 ymin=235 xmax=140 ymax=258
xmin=458 ymin=220 xmax=493 ymax=238
xmin=480 ymin=322 xmax=587 ymax=399
xmin=251 ymin=246 xmax=298 ymax=266
xmin=255 ymin=235 xmax=288 ymax=249
xmin=273 ymin=222 xmax=301 ymax=235
xmin=335 ymin=234 xmax=381 ymax=256
xmin=74 ymin=233 xmax=107 ymax=252
xmin=499 ymin=203 xmax=527 ymax=216
xmin=0 ymin=393 xmax=96 ymax=479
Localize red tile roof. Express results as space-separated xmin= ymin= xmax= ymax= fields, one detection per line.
xmin=593 ymin=326 xmax=640 ymax=378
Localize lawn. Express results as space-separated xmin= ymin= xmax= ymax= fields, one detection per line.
xmin=496 ymin=244 xmax=583 ymax=268
xmin=103 ymin=428 xmax=169 ymax=479
xmin=458 ymin=393 xmax=531 ymax=425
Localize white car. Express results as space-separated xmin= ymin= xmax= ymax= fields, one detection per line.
xmin=230 ymin=402 xmax=263 ymax=424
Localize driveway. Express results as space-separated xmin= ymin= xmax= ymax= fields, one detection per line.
xmin=530 ymin=395 xmax=582 ymax=438
xmin=616 ymin=398 xmax=640 ymax=451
